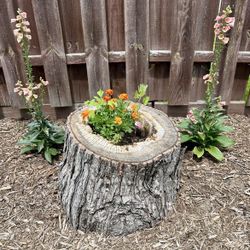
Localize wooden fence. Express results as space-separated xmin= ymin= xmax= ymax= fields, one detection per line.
xmin=0 ymin=0 xmax=249 ymax=119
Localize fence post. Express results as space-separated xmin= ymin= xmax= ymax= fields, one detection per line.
xmin=0 ymin=0 xmax=26 ymax=108
xmin=80 ymin=0 xmax=110 ymax=98
xmin=32 ymin=0 xmax=72 ymax=107
xmin=124 ymin=0 xmax=149 ymax=98
xmin=219 ymin=0 xmax=249 ymax=104
xmin=168 ymin=0 xmax=194 ymax=112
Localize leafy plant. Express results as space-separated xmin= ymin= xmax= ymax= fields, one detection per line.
xmin=179 ymin=6 xmax=235 ymax=161
xmin=18 ymin=120 xmax=64 ymax=163
xmin=83 ymin=84 xmax=149 ymax=144
xmin=11 ymin=9 xmax=65 ymax=163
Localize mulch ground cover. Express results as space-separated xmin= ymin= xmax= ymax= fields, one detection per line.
xmin=0 ymin=115 xmax=249 ymax=250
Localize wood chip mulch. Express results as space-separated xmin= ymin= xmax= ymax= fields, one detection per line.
xmin=0 ymin=115 xmax=249 ymax=250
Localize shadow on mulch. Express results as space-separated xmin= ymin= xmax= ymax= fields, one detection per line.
xmin=0 ymin=115 xmax=249 ymax=250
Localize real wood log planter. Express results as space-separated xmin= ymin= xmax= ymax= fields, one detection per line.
xmin=59 ymin=105 xmax=183 ymax=236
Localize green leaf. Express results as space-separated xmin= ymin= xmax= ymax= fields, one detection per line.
xmin=97 ymin=89 xmax=104 ymax=97
xmin=205 ymin=146 xmax=224 ymax=161
xmin=178 ymin=120 xmax=190 ymax=129
xmin=20 ymin=146 xmax=34 ymax=154
xmin=198 ymin=132 xmax=205 ymax=141
xmin=44 ymin=149 xmax=52 ymax=164
xmin=37 ymin=140 xmax=45 ymax=153
xmin=215 ymin=135 xmax=234 ymax=148
xmin=181 ymin=133 xmax=192 ymax=143
xmin=49 ymin=148 xmax=59 ymax=156
xmin=142 ymin=96 xmax=150 ymax=105
xmin=218 ymin=125 xmax=234 ymax=132
xmin=192 ymin=146 xmax=204 ymax=158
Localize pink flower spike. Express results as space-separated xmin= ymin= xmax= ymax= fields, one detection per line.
xmin=203 ymin=74 xmax=210 ymax=80
xmin=14 ymin=87 xmax=20 ymax=93
xmin=43 ymin=81 xmax=49 ymax=86
xmin=222 ymin=25 xmax=231 ymax=32
xmin=214 ymin=23 xmax=221 ymax=29
xmin=214 ymin=29 xmax=221 ymax=35
xmin=23 ymin=21 xmax=30 ymax=26
xmin=215 ymin=16 xmax=221 ymax=21
xmin=20 ymin=12 xmax=27 ymax=19
xmin=11 ymin=18 xmax=16 ymax=23
xmin=221 ymin=14 xmax=226 ymax=19
xmin=222 ymin=37 xmax=229 ymax=44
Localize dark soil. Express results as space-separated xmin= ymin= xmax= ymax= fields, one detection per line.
xmin=0 ymin=115 xmax=249 ymax=250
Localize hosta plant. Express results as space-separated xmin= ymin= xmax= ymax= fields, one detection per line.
xmin=179 ymin=6 xmax=235 ymax=161
xmin=82 ymin=84 xmax=149 ymax=144
xmin=12 ymin=9 xmax=65 ymax=163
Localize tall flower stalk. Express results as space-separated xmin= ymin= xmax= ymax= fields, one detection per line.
xmin=12 ymin=9 xmax=47 ymax=121
xmin=178 ymin=6 xmax=235 ymax=161
xmin=11 ymin=9 xmax=64 ymax=163
xmin=204 ymin=6 xmax=235 ymax=108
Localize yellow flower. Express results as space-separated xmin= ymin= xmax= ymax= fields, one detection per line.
xmin=131 ymin=111 xmax=139 ymax=120
xmin=114 ymin=116 xmax=122 ymax=125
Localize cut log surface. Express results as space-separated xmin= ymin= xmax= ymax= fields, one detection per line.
xmin=59 ymin=105 xmax=183 ymax=236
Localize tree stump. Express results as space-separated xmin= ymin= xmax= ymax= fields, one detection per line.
xmin=59 ymin=105 xmax=183 ymax=236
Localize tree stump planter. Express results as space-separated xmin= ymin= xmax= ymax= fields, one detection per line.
xmin=59 ymin=105 xmax=183 ymax=236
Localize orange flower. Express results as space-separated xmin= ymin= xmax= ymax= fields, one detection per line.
xmin=130 ymin=103 xmax=138 ymax=111
xmin=103 ymin=95 xmax=111 ymax=102
xmin=118 ymin=93 xmax=128 ymax=100
xmin=114 ymin=116 xmax=122 ymax=125
xmin=131 ymin=111 xmax=139 ymax=120
xmin=105 ymin=89 xmax=113 ymax=96
xmin=81 ymin=110 xmax=89 ymax=119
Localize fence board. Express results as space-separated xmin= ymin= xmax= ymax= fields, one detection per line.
xmin=106 ymin=0 xmax=125 ymax=51
xmin=220 ymin=0 xmax=249 ymax=103
xmin=168 ymin=0 xmax=194 ymax=105
xmin=148 ymin=63 xmax=170 ymax=100
xmin=80 ymin=0 xmax=110 ymax=98
xmin=240 ymin=2 xmax=250 ymax=51
xmin=0 ymin=0 xmax=26 ymax=108
xmin=150 ymin=0 xmax=173 ymax=50
xmin=109 ymin=63 xmax=126 ymax=96
xmin=58 ymin=0 xmax=84 ymax=54
xmin=0 ymin=69 xmax=10 ymax=106
xmin=32 ymin=0 xmax=72 ymax=107
xmin=125 ymin=0 xmax=149 ymax=98
xmin=68 ymin=65 xmax=89 ymax=103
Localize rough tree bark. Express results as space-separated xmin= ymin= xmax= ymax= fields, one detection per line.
xmin=59 ymin=105 xmax=183 ymax=236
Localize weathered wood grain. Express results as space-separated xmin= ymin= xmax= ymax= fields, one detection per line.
xmin=220 ymin=0 xmax=249 ymax=103
xmin=59 ymin=106 xmax=183 ymax=235
xmin=168 ymin=0 xmax=194 ymax=105
xmin=125 ymin=0 xmax=149 ymax=98
xmin=0 ymin=0 xmax=26 ymax=108
xmin=32 ymin=0 xmax=72 ymax=107
xmin=0 ymin=69 xmax=11 ymax=106
xmin=150 ymin=0 xmax=173 ymax=50
xmin=58 ymin=0 xmax=84 ymax=53
xmin=106 ymin=0 xmax=125 ymax=51
xmin=80 ymin=0 xmax=110 ymax=98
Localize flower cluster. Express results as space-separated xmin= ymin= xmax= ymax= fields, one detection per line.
xmin=179 ymin=5 xmax=235 ymax=161
xmin=14 ymin=77 xmax=49 ymax=102
xmin=82 ymin=85 xmax=149 ymax=144
xmin=11 ymin=9 xmax=31 ymax=44
xmin=187 ymin=110 xmax=197 ymax=124
xmin=214 ymin=6 xmax=235 ymax=44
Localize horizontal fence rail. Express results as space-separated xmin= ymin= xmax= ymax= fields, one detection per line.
xmin=0 ymin=0 xmax=249 ymax=119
